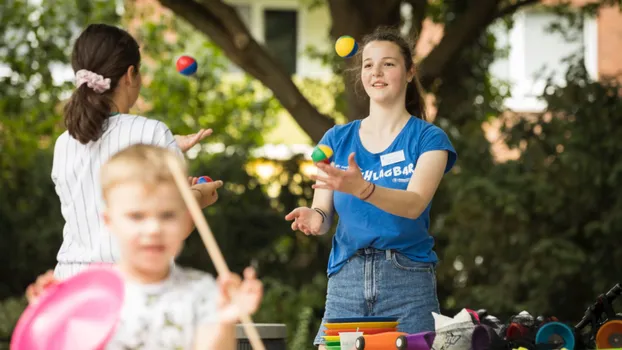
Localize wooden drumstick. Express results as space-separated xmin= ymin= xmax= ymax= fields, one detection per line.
xmin=166 ymin=156 xmax=266 ymax=350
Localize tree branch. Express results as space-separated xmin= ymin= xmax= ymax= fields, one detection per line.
xmin=417 ymin=0 xmax=541 ymax=89
xmin=157 ymin=0 xmax=335 ymax=142
xmin=494 ymin=0 xmax=540 ymax=20
xmin=198 ymin=0 xmax=251 ymax=49
xmin=418 ymin=0 xmax=502 ymax=88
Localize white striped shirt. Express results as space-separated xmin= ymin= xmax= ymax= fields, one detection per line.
xmin=51 ymin=114 xmax=182 ymax=271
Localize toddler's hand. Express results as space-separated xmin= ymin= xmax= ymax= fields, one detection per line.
xmin=25 ymin=270 xmax=58 ymax=304
xmin=217 ymin=267 xmax=263 ymax=324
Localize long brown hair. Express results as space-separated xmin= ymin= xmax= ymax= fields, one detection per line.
xmin=353 ymin=26 xmax=427 ymax=121
xmin=63 ymin=24 xmax=141 ymax=144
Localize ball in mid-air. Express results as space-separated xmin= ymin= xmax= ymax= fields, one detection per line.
xmin=335 ymin=35 xmax=358 ymax=58
xmin=311 ymin=144 xmax=333 ymax=164
xmin=176 ymin=55 xmax=198 ymax=76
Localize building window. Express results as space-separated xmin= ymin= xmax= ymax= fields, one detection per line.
xmin=226 ymin=4 xmax=299 ymax=75
xmin=489 ymin=10 xmax=597 ymax=112
xmin=264 ymin=10 xmax=298 ymax=75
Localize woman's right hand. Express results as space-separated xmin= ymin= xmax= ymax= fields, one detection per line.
xmin=25 ymin=270 xmax=58 ymax=304
xmin=284 ymin=207 xmax=325 ymax=236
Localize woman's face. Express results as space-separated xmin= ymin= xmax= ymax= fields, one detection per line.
xmin=361 ymin=40 xmax=412 ymax=106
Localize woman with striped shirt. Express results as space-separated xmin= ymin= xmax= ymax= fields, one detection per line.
xmin=51 ymin=23 xmax=221 ymax=279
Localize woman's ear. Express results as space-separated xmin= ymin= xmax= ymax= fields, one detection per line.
xmin=125 ymin=65 xmax=139 ymax=86
xmin=407 ymin=65 xmax=415 ymax=83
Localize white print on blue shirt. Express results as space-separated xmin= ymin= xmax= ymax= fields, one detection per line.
xmin=334 ymin=163 xmax=415 ymax=183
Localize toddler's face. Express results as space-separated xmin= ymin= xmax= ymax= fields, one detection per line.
xmin=103 ymin=181 xmax=192 ymax=280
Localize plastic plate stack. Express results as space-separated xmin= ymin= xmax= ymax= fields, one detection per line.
xmin=322 ymin=316 xmax=400 ymax=350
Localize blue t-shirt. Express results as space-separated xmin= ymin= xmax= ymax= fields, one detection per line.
xmin=318 ymin=117 xmax=457 ymax=276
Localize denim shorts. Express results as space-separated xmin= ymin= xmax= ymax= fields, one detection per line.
xmin=313 ymin=248 xmax=440 ymax=346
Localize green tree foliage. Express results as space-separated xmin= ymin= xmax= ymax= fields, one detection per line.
xmin=438 ymin=62 xmax=622 ymax=322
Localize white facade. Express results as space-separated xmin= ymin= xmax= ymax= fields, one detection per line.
xmin=490 ymin=10 xmax=598 ymax=112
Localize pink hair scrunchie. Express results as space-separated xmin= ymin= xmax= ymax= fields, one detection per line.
xmin=75 ymin=69 xmax=111 ymax=93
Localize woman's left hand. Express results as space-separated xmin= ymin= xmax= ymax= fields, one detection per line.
xmin=311 ymin=152 xmax=369 ymax=196
xmin=175 ymin=128 xmax=213 ymax=152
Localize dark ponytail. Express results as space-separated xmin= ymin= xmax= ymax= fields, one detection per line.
xmin=64 ymin=83 xmax=113 ymax=143
xmin=354 ymin=26 xmax=428 ymax=121
xmin=63 ymin=24 xmax=141 ymax=144
xmin=405 ymin=69 xmax=427 ymax=121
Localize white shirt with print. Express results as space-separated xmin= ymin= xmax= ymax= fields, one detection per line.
xmin=105 ymin=266 xmax=219 ymax=350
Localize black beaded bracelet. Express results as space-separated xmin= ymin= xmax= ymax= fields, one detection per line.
xmin=360 ymin=183 xmax=376 ymax=201
xmin=313 ymin=207 xmax=327 ymax=223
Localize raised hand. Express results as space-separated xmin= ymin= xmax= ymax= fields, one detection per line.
xmin=175 ymin=128 xmax=213 ymax=152
xmin=217 ymin=267 xmax=263 ymax=324
xmin=311 ymin=152 xmax=369 ymax=197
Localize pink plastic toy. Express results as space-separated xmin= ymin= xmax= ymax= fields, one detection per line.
xmin=11 ymin=266 xmax=125 ymax=350
xmin=466 ymin=308 xmax=480 ymax=323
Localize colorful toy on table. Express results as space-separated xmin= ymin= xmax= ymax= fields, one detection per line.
xmin=11 ymin=266 xmax=125 ymax=350
xmin=574 ymin=283 xmax=621 ymax=350
xmin=321 ymin=316 xmax=399 ymax=349
xmin=595 ymin=319 xmax=622 ymax=349
xmin=476 ymin=309 xmax=505 ymax=333
xmin=311 ymin=144 xmax=333 ymax=165
xmin=471 ymin=324 xmax=507 ymax=350
xmin=324 ymin=327 xmax=397 ymax=336
xmin=506 ymin=311 xmax=535 ymax=341
xmin=176 ymin=55 xmax=198 ymax=76
xmin=197 ymin=176 xmax=213 ymax=184
xmin=354 ymin=331 xmax=407 ymax=349
xmin=395 ymin=331 xmax=435 ymax=350
xmin=471 ymin=324 xmax=492 ymax=350
xmin=465 ymin=308 xmax=481 ymax=324
xmin=534 ymin=321 xmax=575 ymax=350
xmin=335 ymin=35 xmax=358 ymax=58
